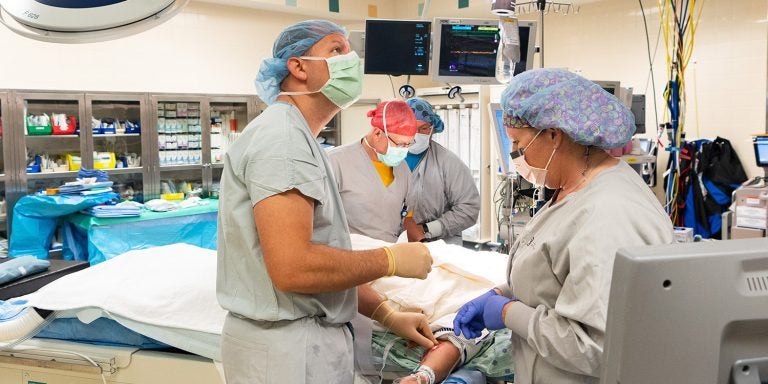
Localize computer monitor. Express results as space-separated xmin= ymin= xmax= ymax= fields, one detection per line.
xmin=431 ymin=18 xmax=536 ymax=85
xmin=489 ymin=102 xmax=512 ymax=175
xmin=630 ymin=94 xmax=646 ymax=134
xmin=601 ymin=238 xmax=768 ymax=384
xmin=592 ymin=80 xmax=621 ymax=97
xmin=754 ymin=136 xmax=768 ymax=167
xmin=364 ymin=19 xmax=431 ymax=76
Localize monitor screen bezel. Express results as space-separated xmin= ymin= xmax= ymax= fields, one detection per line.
xmin=431 ymin=17 xmax=537 ymax=85
xmin=489 ymin=102 xmax=512 ymax=175
xmin=363 ymin=18 xmax=431 ymax=76
xmin=592 ymin=80 xmax=621 ymax=97
xmin=753 ymin=137 xmax=768 ymax=167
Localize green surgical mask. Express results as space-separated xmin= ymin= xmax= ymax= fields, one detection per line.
xmin=280 ymin=51 xmax=363 ymax=109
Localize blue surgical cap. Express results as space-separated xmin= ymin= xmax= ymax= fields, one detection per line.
xmin=254 ymin=20 xmax=347 ymax=105
xmin=500 ymin=68 xmax=635 ymax=149
xmin=405 ymin=97 xmax=444 ymax=133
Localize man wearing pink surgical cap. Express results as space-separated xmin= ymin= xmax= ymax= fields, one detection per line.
xmin=328 ymin=100 xmax=417 ymax=243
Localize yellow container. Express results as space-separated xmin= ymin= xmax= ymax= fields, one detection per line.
xmin=161 ymin=192 xmax=184 ymax=201
xmin=94 ymin=152 xmax=116 ymax=170
xmin=66 ymin=154 xmax=81 ymax=171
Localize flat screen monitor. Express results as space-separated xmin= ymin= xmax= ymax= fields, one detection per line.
xmin=601 ymin=238 xmax=768 ymax=384
xmin=364 ymin=19 xmax=431 ymax=76
xmin=489 ymin=102 xmax=512 ymax=175
xmin=754 ymin=136 xmax=768 ymax=167
xmin=431 ymin=18 xmax=536 ymax=85
xmin=592 ymin=80 xmax=621 ymax=97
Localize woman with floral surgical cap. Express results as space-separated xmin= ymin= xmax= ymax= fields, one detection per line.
xmin=453 ymin=68 xmax=673 ymax=384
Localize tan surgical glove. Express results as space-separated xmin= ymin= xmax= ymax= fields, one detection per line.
xmin=371 ymin=302 xmax=437 ymax=349
xmin=383 ymin=243 xmax=432 ymax=279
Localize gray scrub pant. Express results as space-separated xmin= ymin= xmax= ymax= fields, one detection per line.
xmin=221 ymin=312 xmax=354 ymax=384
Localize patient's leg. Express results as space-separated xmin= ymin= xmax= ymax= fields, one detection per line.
xmin=394 ymin=340 xmax=460 ymax=384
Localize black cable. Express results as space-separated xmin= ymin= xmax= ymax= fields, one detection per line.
xmin=639 ymin=0 xmax=660 ymax=142
xmin=387 ymin=75 xmax=397 ymax=99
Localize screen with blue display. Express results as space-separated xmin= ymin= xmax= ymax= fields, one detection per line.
xmin=436 ymin=22 xmax=532 ymax=79
xmin=490 ymin=104 xmax=512 ymax=174
xmin=754 ymin=137 xmax=768 ymax=167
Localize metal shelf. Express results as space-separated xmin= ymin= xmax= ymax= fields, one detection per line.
xmin=106 ymin=167 xmax=142 ymax=175
xmin=26 ymin=171 xmax=79 ymax=180
xmin=620 ymin=154 xmax=656 ymax=164
xmin=25 ymin=134 xmax=79 ymax=139
xmin=159 ymin=164 xmax=203 ymax=172
xmin=93 ymin=133 xmax=141 ymax=137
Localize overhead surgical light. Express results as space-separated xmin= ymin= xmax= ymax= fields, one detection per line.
xmin=0 ymin=0 xmax=189 ymax=43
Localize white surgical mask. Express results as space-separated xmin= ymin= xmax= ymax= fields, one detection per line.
xmin=510 ymin=130 xmax=556 ymax=187
xmin=408 ymin=133 xmax=431 ymax=154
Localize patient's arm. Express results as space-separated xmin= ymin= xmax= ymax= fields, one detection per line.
xmin=395 ymin=340 xmax=460 ymax=384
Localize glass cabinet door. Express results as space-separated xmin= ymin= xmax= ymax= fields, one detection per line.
xmin=86 ymin=94 xmax=148 ymax=202
xmin=18 ymin=93 xmax=85 ymax=195
xmin=318 ymin=115 xmax=340 ymax=148
xmin=150 ymin=96 xmax=205 ymax=200
xmin=209 ymin=100 xmax=248 ymax=166
xmin=0 ymin=92 xmax=8 ymax=241
xmin=208 ymin=98 xmax=250 ymax=198
xmin=207 ymin=96 xmax=262 ymax=197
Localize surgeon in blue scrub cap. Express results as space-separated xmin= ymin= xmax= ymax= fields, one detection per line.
xmin=218 ymin=20 xmax=437 ymax=384
xmin=452 ymin=68 xmax=673 ymax=384
xmin=402 ymin=97 xmax=480 ymax=245
xmin=255 ymin=20 xmax=357 ymax=105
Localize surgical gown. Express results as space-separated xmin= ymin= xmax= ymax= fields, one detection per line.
xmin=499 ymin=161 xmax=673 ymax=384
xmin=406 ymin=141 xmax=480 ymax=243
xmin=328 ymin=141 xmax=410 ymax=243
xmin=217 ymin=102 xmax=356 ymax=383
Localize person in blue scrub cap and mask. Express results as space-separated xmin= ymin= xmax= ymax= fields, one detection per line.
xmin=217 ymin=20 xmax=437 ymax=384
xmin=401 ymin=97 xmax=480 ymax=245
xmin=328 ymin=100 xmax=418 ymax=243
xmin=452 ymin=68 xmax=673 ymax=384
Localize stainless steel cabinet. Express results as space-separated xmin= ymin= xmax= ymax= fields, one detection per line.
xmin=1 ymin=89 xmax=264 ymax=234
xmin=86 ymin=92 xmax=150 ymax=201
xmin=0 ymin=91 xmax=10 ymax=236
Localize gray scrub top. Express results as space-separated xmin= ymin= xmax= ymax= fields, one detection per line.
xmin=216 ymin=102 xmax=356 ymax=324
xmin=406 ymin=141 xmax=480 ymax=241
xmin=328 ymin=141 xmax=410 ymax=243
xmin=500 ymin=161 xmax=673 ymax=384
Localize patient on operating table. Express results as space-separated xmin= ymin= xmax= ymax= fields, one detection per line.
xmin=351 ymin=234 xmax=512 ymax=384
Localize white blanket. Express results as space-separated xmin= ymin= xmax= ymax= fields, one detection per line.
xmin=351 ymin=235 xmax=508 ymax=328
xmin=18 ymin=238 xmax=508 ymax=357
xmin=25 ymin=243 xmax=223 ymax=335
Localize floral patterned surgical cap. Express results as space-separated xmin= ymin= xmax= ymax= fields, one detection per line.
xmin=500 ymin=68 xmax=635 ymax=149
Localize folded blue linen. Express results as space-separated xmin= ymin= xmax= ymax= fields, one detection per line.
xmin=0 ymin=257 xmax=51 ymax=285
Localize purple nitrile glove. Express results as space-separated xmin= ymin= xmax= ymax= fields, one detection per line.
xmin=453 ymin=289 xmax=497 ymax=339
xmin=483 ymin=294 xmax=514 ymax=330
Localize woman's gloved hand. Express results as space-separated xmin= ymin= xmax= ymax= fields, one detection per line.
xmin=371 ymin=302 xmax=437 ymax=349
xmin=482 ymin=295 xmax=513 ymax=330
xmin=384 ymin=243 xmax=432 ymax=279
xmin=452 ymin=289 xmax=497 ymax=339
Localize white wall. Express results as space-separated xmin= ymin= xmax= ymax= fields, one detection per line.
xmin=0 ymin=1 xmax=397 ymax=95
xmin=394 ymin=0 xmax=768 ymax=184
xmin=1 ymin=0 xmax=765 ymax=180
